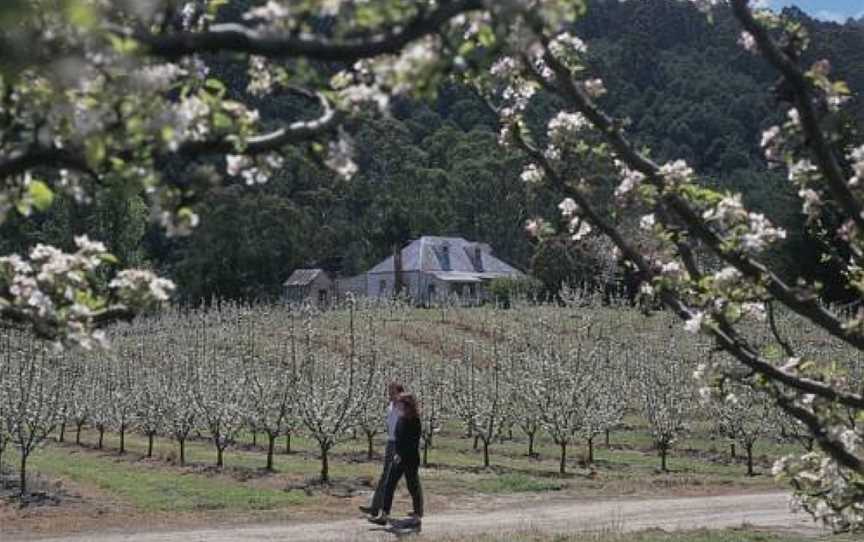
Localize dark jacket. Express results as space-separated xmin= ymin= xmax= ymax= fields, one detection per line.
xmin=394 ymin=415 xmax=421 ymax=467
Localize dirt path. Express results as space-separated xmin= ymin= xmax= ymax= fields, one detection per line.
xmin=13 ymin=492 xmax=824 ymax=541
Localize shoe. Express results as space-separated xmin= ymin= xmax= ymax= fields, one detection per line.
xmin=358 ymin=505 xmax=376 ymax=515
xmin=367 ymin=513 xmax=388 ymax=525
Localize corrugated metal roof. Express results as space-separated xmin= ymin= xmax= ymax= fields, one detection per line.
xmin=367 ymin=236 xmax=524 ymax=278
xmin=284 ymin=268 xmax=323 ymax=287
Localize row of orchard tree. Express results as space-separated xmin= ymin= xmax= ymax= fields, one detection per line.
xmin=0 ymin=297 xmax=843 ymax=495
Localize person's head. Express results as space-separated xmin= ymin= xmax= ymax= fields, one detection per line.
xmin=387 ymin=382 xmax=405 ymax=402
xmin=395 ymin=393 xmax=419 ymax=419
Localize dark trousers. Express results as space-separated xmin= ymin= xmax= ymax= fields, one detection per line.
xmin=381 ymin=459 xmax=424 ymax=517
xmin=370 ymin=440 xmax=395 ymax=512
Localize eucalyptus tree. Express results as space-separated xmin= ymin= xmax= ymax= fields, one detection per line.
xmin=0 ymin=331 xmax=65 ymax=495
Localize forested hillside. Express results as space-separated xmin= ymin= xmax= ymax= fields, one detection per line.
xmin=2 ymin=0 xmax=862 ymax=302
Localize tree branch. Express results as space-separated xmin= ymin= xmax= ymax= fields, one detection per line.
xmin=126 ymin=0 xmax=484 ymax=61
xmin=729 ymin=0 xmax=864 ymax=232
xmin=522 ymin=12 xmax=864 ymax=359
xmin=0 ymin=146 xmax=95 ymax=181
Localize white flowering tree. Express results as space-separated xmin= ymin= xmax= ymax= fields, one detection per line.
xmin=191 ymin=331 xmax=247 ymax=468
xmin=104 ymin=354 xmax=137 ymax=455
xmin=533 ymin=342 xmax=597 ymax=475
xmin=633 ymin=343 xmax=695 ymax=472
xmin=413 ymin=355 xmax=448 ymax=467
xmin=707 ymin=380 xmax=777 ymax=476
xmin=0 ymin=0 xmax=497 ymax=346
xmin=163 ymin=357 xmax=198 ymax=466
xmin=244 ymin=360 xmax=295 ymax=471
xmin=449 ymin=341 xmax=508 ymax=468
xmin=0 ymin=331 xmax=64 ymax=495
xmin=135 ymin=360 xmax=169 ymax=459
xmin=461 ymin=0 xmax=864 ymax=530
xmin=582 ymin=353 xmax=626 ymax=464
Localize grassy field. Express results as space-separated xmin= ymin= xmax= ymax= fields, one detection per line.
xmin=0 ymin=413 xmax=797 ymax=538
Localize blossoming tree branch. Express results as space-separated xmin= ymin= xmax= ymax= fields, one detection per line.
xmin=0 ymin=0 xmax=863 ymax=530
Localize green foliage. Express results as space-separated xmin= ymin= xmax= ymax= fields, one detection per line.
xmin=487 ymin=276 xmax=544 ymax=307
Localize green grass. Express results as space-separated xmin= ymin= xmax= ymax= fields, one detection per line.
xmin=25 ymin=446 xmax=307 ymax=512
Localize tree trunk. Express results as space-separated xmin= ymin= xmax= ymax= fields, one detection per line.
xmin=746 ymin=443 xmax=754 ymax=476
xmin=97 ymin=425 xmax=104 ymax=449
xmin=423 ymin=439 xmax=430 ymax=467
xmin=587 ymin=436 xmax=594 ymax=464
xmin=730 ymin=442 xmax=736 ymax=459
xmin=119 ymin=426 xmax=126 ymax=455
xmin=216 ymin=445 xmax=224 ymax=468
xmin=252 ymin=431 xmax=257 ymax=447
xmin=59 ymin=422 xmax=66 ymax=443
xmin=367 ymin=433 xmax=374 ymax=460
xmin=75 ymin=422 xmax=84 ymax=445
xmin=482 ymin=439 xmax=490 ymax=468
xmin=559 ymin=442 xmax=567 ymax=475
xmin=473 ymin=435 xmax=479 ymax=450
xmin=266 ymin=434 xmax=276 ymax=471
xmin=660 ymin=445 xmax=668 ymax=472
xmin=19 ymin=452 xmax=28 ymax=496
xmin=179 ymin=438 xmax=186 ymax=466
xmin=147 ymin=432 xmax=155 ymax=458
xmin=605 ymin=429 xmax=610 ymax=447
xmin=320 ymin=445 xmax=330 ymax=483
xmin=285 ymin=432 xmax=292 ymax=454
xmin=528 ymin=432 xmax=535 ymax=457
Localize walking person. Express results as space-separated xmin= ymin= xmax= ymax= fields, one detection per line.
xmin=359 ymin=382 xmax=404 ymax=517
xmin=368 ymin=393 xmax=424 ymax=530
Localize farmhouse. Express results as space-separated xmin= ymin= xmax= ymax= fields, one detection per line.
xmin=341 ymin=236 xmax=525 ymax=303
xmin=283 ymin=268 xmax=335 ymax=306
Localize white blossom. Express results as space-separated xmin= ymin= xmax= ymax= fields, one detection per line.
xmin=684 ymin=311 xmax=705 ymax=334
xmin=639 ymin=213 xmax=656 ymax=231
xmin=659 ymin=159 xmax=695 ymax=186
xmin=738 ymin=31 xmax=757 ymax=53
xmin=583 ymin=78 xmax=606 ymax=98
xmin=520 ymin=163 xmax=545 ymax=184
xmin=558 ymin=197 xmax=579 ymax=217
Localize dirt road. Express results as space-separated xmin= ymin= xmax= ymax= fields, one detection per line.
xmin=15 ymin=492 xmax=823 ymax=541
